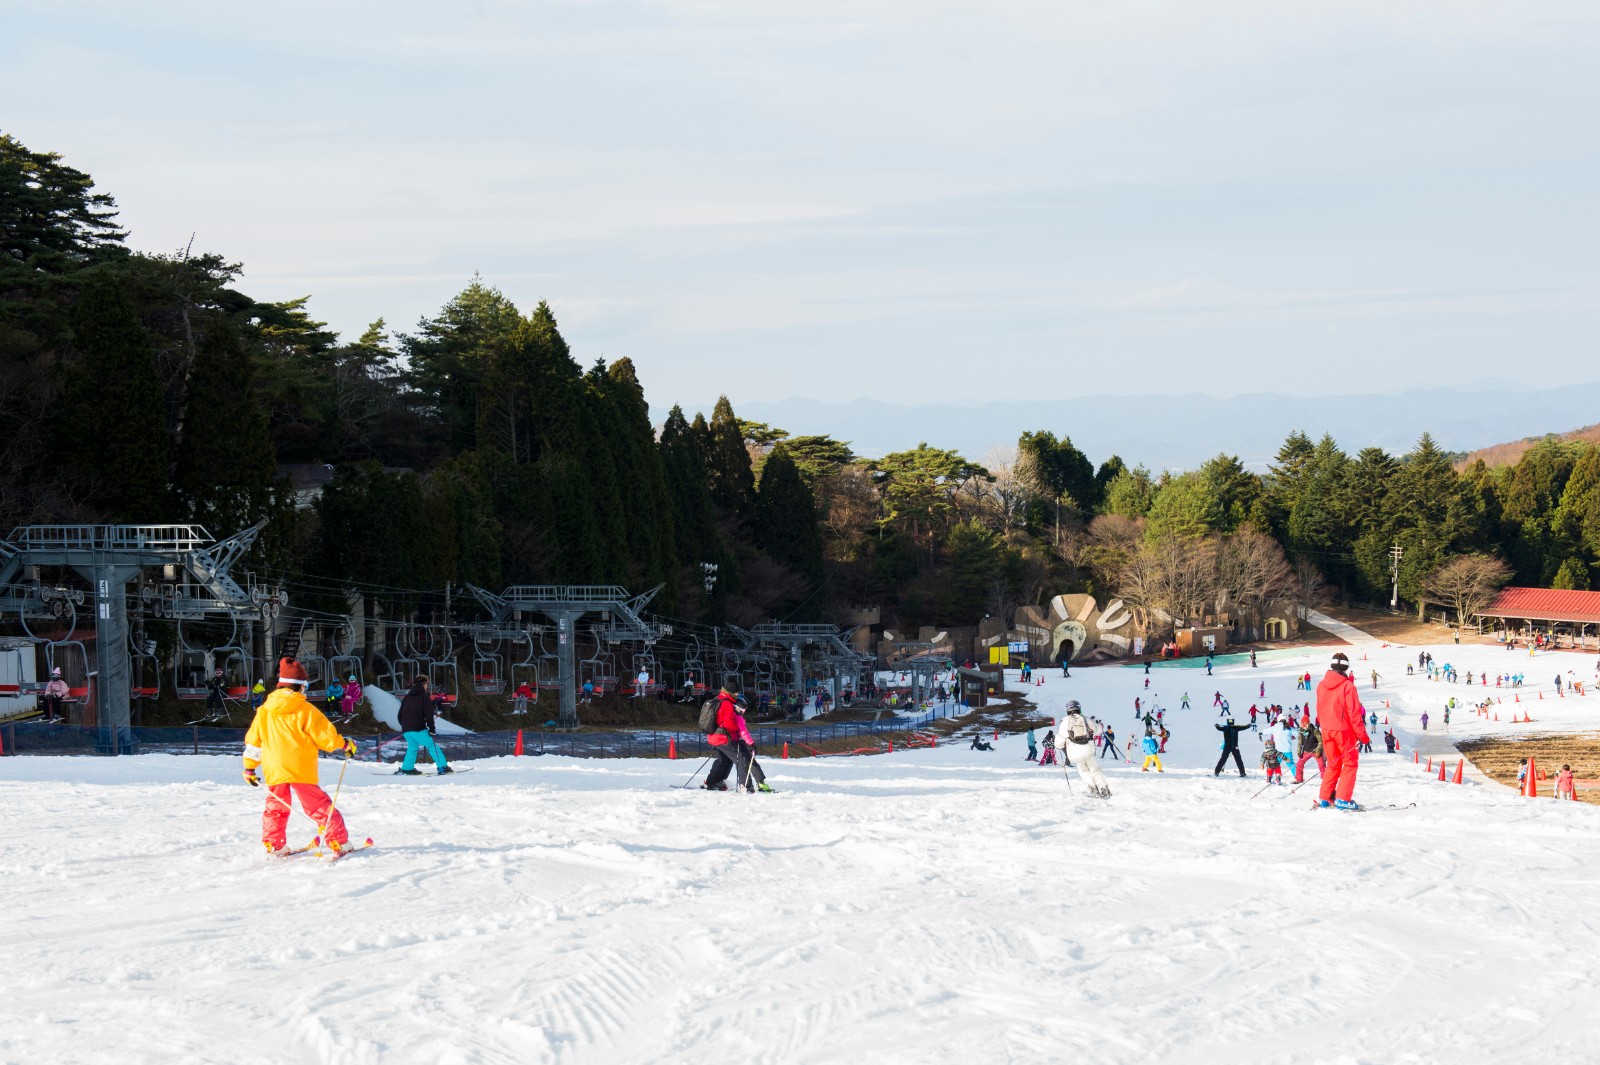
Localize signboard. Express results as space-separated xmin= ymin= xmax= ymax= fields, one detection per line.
xmin=1006 ymin=641 xmax=1028 ymax=654
xmin=1132 ymin=637 xmax=1145 ymax=656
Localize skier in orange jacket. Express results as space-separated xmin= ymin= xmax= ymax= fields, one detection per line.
xmin=244 ymin=658 xmax=358 ymax=853
xmin=1315 ymin=652 xmax=1371 ymax=810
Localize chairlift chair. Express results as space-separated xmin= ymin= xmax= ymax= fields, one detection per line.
xmin=471 ymin=629 xmax=505 ymax=695
xmin=329 ymin=621 xmax=363 ymax=690
xmin=215 ymin=646 xmax=252 ymax=699
xmin=429 ymin=658 xmax=459 ymax=708
xmin=175 ymin=647 xmax=210 ymax=700
xmin=46 ymin=640 xmax=93 ymax=705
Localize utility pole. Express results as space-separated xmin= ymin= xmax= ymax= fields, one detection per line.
xmin=1389 ymin=544 xmax=1403 ymax=611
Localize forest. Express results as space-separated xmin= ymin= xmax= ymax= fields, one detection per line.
xmin=4 ymin=131 xmax=1598 ymax=644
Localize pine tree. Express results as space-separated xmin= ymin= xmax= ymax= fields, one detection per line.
xmin=705 ymin=396 xmax=755 ymax=519
xmin=58 ymin=273 xmax=170 ymax=520
xmin=755 ymin=444 xmax=825 ymax=601
xmin=403 ymin=276 xmax=523 ymax=454
xmin=599 ymin=357 xmax=679 ymax=600
xmin=172 ymin=320 xmax=287 ymax=545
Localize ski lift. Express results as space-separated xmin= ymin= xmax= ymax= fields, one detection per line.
xmin=681 ymin=640 xmax=706 ymax=699
xmin=127 ymin=635 xmax=160 ymax=701
xmin=429 ymin=659 xmax=459 ymax=707
xmin=295 ymin=619 xmax=329 ymax=695
xmin=535 ymin=630 xmax=562 ymax=691
xmin=630 ymin=651 xmax=662 ymax=697
xmin=374 ymin=652 xmax=405 ymax=697
xmin=46 ymin=640 xmax=93 ymax=705
xmin=472 ymin=629 xmax=505 ymax=695
xmin=0 ymin=643 xmax=30 ymax=700
xmin=329 ymin=620 xmax=363 ymax=690
xmin=173 ymin=617 xmax=222 ymax=700
xmin=215 ymin=646 xmax=252 ymax=700
xmin=425 ymin=624 xmax=457 ymax=707
xmin=578 ymin=633 xmax=610 ymax=696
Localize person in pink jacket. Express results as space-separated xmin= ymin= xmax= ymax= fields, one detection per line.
xmin=339 ymin=675 xmax=362 ymax=719
xmin=701 ymin=680 xmax=773 ymax=793
xmin=1316 ymin=652 xmax=1371 ymax=810
xmin=41 ymin=667 xmax=70 ymax=723
xmin=1555 ymin=764 xmax=1576 ymax=800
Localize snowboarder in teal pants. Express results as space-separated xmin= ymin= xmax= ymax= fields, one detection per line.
xmin=397 ymin=677 xmax=453 ymax=775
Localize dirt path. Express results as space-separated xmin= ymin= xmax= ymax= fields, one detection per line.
xmin=1458 ymin=734 xmax=1600 ymax=805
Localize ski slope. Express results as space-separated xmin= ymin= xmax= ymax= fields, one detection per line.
xmin=2 ymin=637 xmax=1598 ymax=1064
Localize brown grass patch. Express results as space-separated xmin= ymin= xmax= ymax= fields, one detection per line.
xmin=1458 ymin=733 xmax=1600 ymax=805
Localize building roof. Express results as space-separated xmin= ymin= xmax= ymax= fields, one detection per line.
xmin=1478 ymin=587 xmax=1600 ymax=625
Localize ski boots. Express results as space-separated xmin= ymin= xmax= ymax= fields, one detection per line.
xmin=757 ymin=782 xmax=776 ymax=793
xmin=701 ymin=781 xmax=728 ymax=791
xmin=437 ymin=765 xmax=455 ymax=775
xmin=1334 ymin=799 xmax=1360 ymax=811
xmin=396 ymin=768 xmax=422 ymax=776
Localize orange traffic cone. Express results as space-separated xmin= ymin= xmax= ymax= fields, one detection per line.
xmin=1426 ymin=757 xmax=1433 ymax=772
xmin=1494 ymin=712 xmax=1499 ymax=720
xmin=1524 ymin=757 xmax=1539 ymax=797
xmin=783 ymin=742 xmax=789 ymax=759
xmin=1383 ymin=716 xmax=1388 ymax=724
xmin=666 ymin=736 xmax=675 ymax=760
xmin=1515 ymin=694 xmax=1520 ymax=702
xmin=993 ymin=729 xmax=999 ymax=741
xmin=1453 ymin=759 xmax=1464 ymax=784
xmin=1437 ymin=762 xmax=1446 ymax=781
xmin=1539 ymin=691 xmax=1543 ymax=700
xmin=514 ymin=730 xmax=524 ymax=757
xmin=888 ymin=739 xmax=894 ymax=753
xmin=1413 ymin=750 xmax=1419 ymax=764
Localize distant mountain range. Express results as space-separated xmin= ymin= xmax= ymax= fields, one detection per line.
xmin=721 ymin=386 xmax=1600 ymax=472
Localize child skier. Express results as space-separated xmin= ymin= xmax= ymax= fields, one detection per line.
xmin=1140 ymin=729 xmax=1163 ymax=773
xmin=1555 ymin=764 xmax=1575 ymax=800
xmin=1261 ymin=734 xmax=1284 ymax=785
xmin=243 ymin=657 xmax=359 ymax=854
xmin=326 ymin=676 xmax=344 ymax=711
xmin=1026 ymin=729 xmax=1038 ymax=762
xmin=1039 ymin=730 xmax=1058 ymax=766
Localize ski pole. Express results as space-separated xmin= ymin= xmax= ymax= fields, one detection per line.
xmin=317 ymin=754 xmax=352 ymax=842
xmin=1287 ymin=767 xmax=1322 ymax=796
xmin=675 ymin=756 xmax=712 ymax=789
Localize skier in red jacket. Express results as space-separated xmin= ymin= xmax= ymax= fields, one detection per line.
xmin=701 ymin=680 xmax=773 ymax=793
xmin=1315 ymin=652 xmax=1371 ymax=810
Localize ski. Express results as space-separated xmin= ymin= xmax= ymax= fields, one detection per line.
xmin=327 ymin=838 xmax=376 ymax=861
xmin=377 ymin=765 xmax=471 ymax=776
xmin=1309 ymin=801 xmax=1416 ymax=812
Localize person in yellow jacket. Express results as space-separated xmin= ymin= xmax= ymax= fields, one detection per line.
xmin=244 ymin=657 xmax=358 ymax=854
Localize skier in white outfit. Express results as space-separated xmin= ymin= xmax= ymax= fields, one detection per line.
xmin=1059 ymin=700 xmax=1111 ymax=797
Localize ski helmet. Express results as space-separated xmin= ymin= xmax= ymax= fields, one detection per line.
xmin=1065 ymin=699 xmax=1082 ymax=714
xmin=51 ymin=666 xmax=61 ymax=676
xmin=1331 ymin=652 xmax=1350 ymax=673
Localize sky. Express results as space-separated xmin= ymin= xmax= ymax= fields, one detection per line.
xmin=7 ymin=1 xmax=1600 ymax=410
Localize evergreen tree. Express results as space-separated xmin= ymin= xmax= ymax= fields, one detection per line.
xmin=172 ymin=320 xmax=288 ymax=549
xmin=58 ymin=273 xmax=170 ymax=519
xmin=754 ymin=444 xmax=825 ymax=608
xmin=598 ymin=357 xmax=679 ymax=600
xmin=1199 ymin=453 xmax=1261 ymax=532
xmin=403 ymin=276 xmax=523 ymax=454
xmin=1103 ymin=465 xmax=1156 ymax=520
xmin=705 ymin=396 xmax=755 ymax=519
xmin=1144 ymin=471 xmax=1221 ymax=542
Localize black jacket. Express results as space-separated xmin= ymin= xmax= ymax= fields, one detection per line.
xmin=397 ymin=682 xmax=435 ymax=733
xmin=1215 ymin=722 xmax=1250 ymax=749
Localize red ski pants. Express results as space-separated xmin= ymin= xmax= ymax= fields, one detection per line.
xmin=1294 ymin=751 xmax=1325 ymax=783
xmin=262 ymin=783 xmax=348 ymax=848
xmin=1318 ymin=732 xmax=1360 ymax=804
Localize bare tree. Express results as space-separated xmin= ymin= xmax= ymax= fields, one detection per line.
xmin=1289 ymin=556 xmax=1333 ymax=622
xmin=1215 ymin=528 xmax=1297 ymax=639
xmin=977 ymin=445 xmax=1032 ymax=533
xmin=1422 ymin=554 xmax=1512 ymax=626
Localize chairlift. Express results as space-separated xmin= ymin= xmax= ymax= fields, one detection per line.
xmin=630 ymin=651 xmax=662 ymax=697
xmin=429 ymin=658 xmax=459 ymax=708
xmin=0 ymin=643 xmax=31 ymax=700
xmin=329 ymin=620 xmax=363 ymax=689
xmin=46 ymin=640 xmax=93 ymax=705
xmin=471 ymin=629 xmax=505 ymax=695
xmin=215 ymin=646 xmax=252 ymax=700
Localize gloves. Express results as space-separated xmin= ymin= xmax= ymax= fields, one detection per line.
xmin=343 ymin=738 xmax=357 ymax=759
xmin=244 ymin=768 xmax=260 ymax=787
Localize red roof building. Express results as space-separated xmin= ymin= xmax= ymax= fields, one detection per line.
xmin=1478 ymin=587 xmax=1600 ymax=625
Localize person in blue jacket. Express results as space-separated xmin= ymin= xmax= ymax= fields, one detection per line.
xmin=1026 ymin=728 xmax=1038 ymax=761
xmin=1140 ymin=728 xmax=1163 ymax=772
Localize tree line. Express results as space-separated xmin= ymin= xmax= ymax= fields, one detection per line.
xmin=4 ymin=132 xmax=1594 ymax=640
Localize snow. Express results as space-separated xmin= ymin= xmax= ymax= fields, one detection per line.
xmin=3 ymin=634 xmax=1599 ymax=1064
